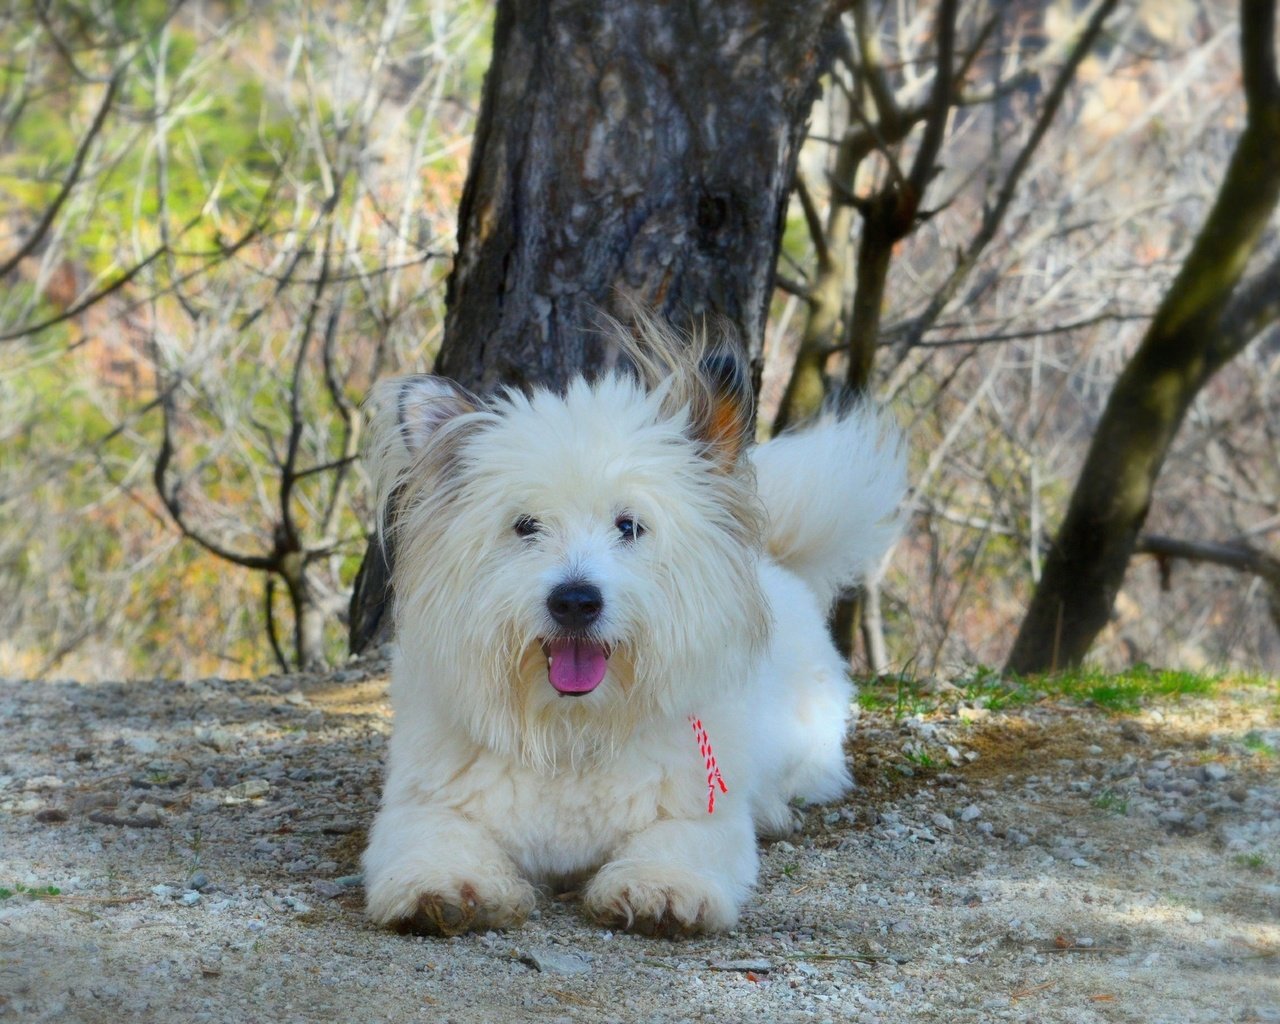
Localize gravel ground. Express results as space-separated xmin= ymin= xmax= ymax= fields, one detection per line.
xmin=2 ymin=661 xmax=1277 ymax=1024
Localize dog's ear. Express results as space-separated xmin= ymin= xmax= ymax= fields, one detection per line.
xmin=385 ymin=375 xmax=477 ymax=454
xmin=693 ymin=346 xmax=755 ymax=468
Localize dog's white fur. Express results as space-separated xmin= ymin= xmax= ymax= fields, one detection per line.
xmin=362 ymin=322 xmax=905 ymax=935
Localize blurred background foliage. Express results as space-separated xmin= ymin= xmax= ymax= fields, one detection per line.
xmin=1 ymin=0 xmax=1277 ymax=680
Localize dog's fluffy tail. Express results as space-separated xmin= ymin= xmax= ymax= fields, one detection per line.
xmin=750 ymin=406 xmax=907 ymax=611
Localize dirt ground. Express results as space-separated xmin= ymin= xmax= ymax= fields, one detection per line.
xmin=1 ymin=659 xmax=1277 ymax=1024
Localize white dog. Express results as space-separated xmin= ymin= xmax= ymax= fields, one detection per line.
xmin=361 ymin=321 xmax=904 ymax=936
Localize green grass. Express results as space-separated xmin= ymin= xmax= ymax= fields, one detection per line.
xmin=857 ymin=664 xmax=1255 ymax=718
xmin=903 ymin=749 xmax=940 ymax=770
xmin=1243 ymin=731 xmax=1276 ymax=758
xmin=1091 ymin=789 xmax=1129 ymax=816
xmin=1233 ymin=853 xmax=1267 ymax=872
xmin=1050 ymin=665 xmax=1218 ymax=712
xmin=0 ymin=884 xmax=62 ymax=900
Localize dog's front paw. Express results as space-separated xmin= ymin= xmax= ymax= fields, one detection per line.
xmin=393 ymin=881 xmax=534 ymax=937
xmin=583 ymin=862 xmax=737 ymax=937
xmin=366 ymin=871 xmax=535 ymax=936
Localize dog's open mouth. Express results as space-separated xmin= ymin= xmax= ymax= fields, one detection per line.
xmin=542 ymin=638 xmax=610 ymax=696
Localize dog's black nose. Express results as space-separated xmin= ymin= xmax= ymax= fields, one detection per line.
xmin=547 ymin=582 xmax=603 ymax=630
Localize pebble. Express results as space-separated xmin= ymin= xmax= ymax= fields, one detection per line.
xmin=34 ymin=807 xmax=69 ymax=823
xmin=520 ymin=949 xmax=591 ymax=974
xmin=180 ymin=891 xmax=201 ymax=906
xmin=1201 ymin=763 xmax=1230 ymax=783
xmin=708 ymin=959 xmax=773 ymax=973
xmin=194 ymin=727 xmax=238 ymax=752
xmin=959 ymin=804 xmax=981 ymax=823
xmin=224 ymin=779 xmax=270 ymax=803
xmin=187 ymin=872 xmax=210 ymax=891
xmin=931 ymin=812 xmax=954 ymax=832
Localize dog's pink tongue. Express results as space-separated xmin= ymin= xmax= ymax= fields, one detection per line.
xmin=547 ymin=639 xmax=608 ymax=694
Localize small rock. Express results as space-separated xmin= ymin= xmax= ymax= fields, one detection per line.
xmin=1075 ymin=936 xmax=1095 ymax=947
xmin=311 ymin=880 xmax=346 ymax=899
xmin=931 ymin=812 xmax=954 ymax=832
xmin=151 ymin=884 xmax=176 ymax=898
xmin=1086 ymin=745 xmax=1104 ymax=756
xmin=34 ymin=807 xmax=69 ymax=823
xmin=333 ymin=874 xmax=364 ymax=889
xmin=1184 ymin=909 xmax=1204 ymax=924
xmin=1071 ymin=857 xmax=1090 ymax=868
xmin=1200 ymin=763 xmax=1230 ymax=783
xmin=126 ymin=736 xmax=159 ymax=755
xmin=187 ymin=872 xmax=210 ymax=891
xmin=520 ymin=949 xmax=591 ymax=975
xmin=1119 ymin=721 xmax=1150 ymax=745
xmin=194 ymin=727 xmax=238 ymax=753
xmin=321 ymin=820 xmax=359 ymax=835
xmin=224 ymin=779 xmax=270 ymax=803
xmin=73 ymin=792 xmax=118 ymax=813
xmin=180 ymin=891 xmax=201 ymax=906
xmin=708 ymin=959 xmax=773 ymax=973
xmin=959 ymin=804 xmax=981 ymax=823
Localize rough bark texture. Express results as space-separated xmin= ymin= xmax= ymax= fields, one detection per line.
xmin=350 ymin=0 xmax=843 ymax=652
xmin=436 ymin=0 xmax=842 ymax=392
xmin=1005 ymin=0 xmax=1280 ymax=674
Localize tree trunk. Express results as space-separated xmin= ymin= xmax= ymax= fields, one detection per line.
xmin=1005 ymin=0 xmax=1280 ymax=674
xmin=437 ymin=0 xmax=843 ymax=392
xmin=282 ymin=557 xmax=327 ymax=671
xmin=350 ymin=0 xmax=844 ymax=651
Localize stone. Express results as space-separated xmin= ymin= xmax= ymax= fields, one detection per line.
xmin=520 ymin=949 xmax=591 ymax=975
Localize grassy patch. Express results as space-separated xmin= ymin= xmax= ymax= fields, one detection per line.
xmin=1091 ymin=789 xmax=1129 ymax=816
xmin=858 ymin=664 xmax=1256 ymax=719
xmin=1243 ymin=731 xmax=1276 ymax=758
xmin=0 ymin=883 xmax=62 ymax=900
xmin=1045 ymin=665 xmax=1218 ymax=712
xmin=1233 ymin=853 xmax=1267 ymax=872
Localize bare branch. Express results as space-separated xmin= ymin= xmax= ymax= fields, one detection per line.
xmin=0 ymin=65 xmax=123 ymax=280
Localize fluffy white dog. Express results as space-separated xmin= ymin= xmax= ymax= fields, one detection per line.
xmin=362 ymin=321 xmax=904 ymax=936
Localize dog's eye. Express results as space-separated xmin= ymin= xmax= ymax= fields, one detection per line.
xmin=615 ymin=515 xmax=645 ymax=542
xmin=513 ymin=515 xmax=541 ymax=538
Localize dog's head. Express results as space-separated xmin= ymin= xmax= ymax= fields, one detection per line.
xmin=366 ymin=321 xmax=769 ymax=767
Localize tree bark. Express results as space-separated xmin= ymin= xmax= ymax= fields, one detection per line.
xmin=437 ymin=0 xmax=843 ymax=392
xmin=1005 ymin=0 xmax=1280 ymax=674
xmin=350 ymin=0 xmax=844 ymax=651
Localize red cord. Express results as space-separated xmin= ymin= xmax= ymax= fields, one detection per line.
xmin=689 ymin=716 xmax=727 ymax=814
